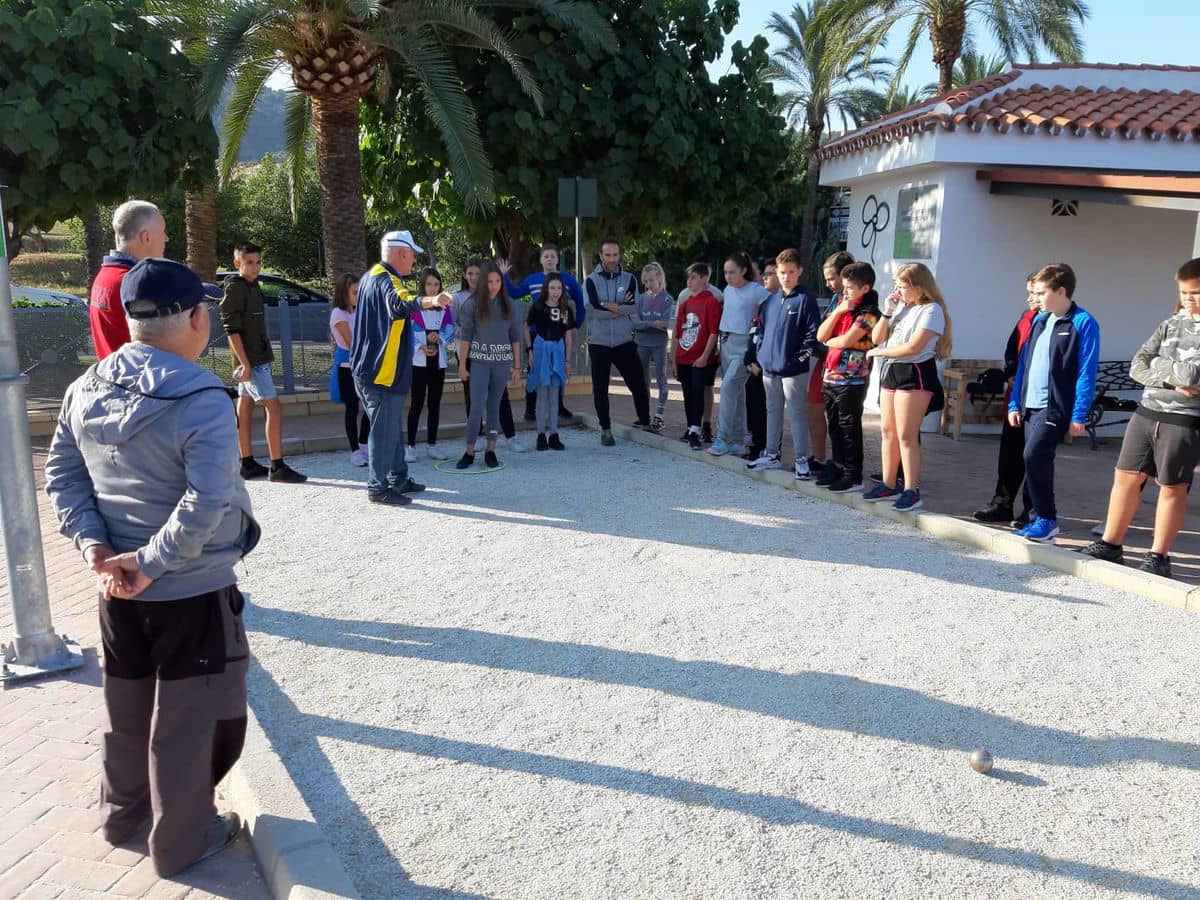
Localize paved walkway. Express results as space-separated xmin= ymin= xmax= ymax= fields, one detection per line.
xmin=0 ymin=450 xmax=268 ymax=900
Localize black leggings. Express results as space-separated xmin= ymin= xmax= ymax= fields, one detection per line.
xmin=408 ymin=355 xmax=446 ymax=446
xmin=677 ymin=362 xmax=710 ymax=429
xmin=336 ymin=367 xmax=370 ymax=450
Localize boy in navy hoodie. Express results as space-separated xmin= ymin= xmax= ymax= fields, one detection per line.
xmin=1008 ymin=263 xmax=1100 ymax=543
xmin=747 ymin=248 xmax=821 ymax=479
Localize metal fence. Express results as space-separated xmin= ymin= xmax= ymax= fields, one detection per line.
xmin=15 ymin=301 xmax=596 ymax=405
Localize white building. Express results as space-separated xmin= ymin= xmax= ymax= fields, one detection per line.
xmin=818 ymin=62 xmax=1200 ymax=363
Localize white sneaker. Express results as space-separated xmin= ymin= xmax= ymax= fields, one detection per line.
xmin=404 ymin=445 xmax=417 ymax=463
xmin=747 ymin=453 xmax=781 ymax=471
xmin=351 ymin=448 xmax=369 ymax=467
xmin=794 ymin=457 xmax=811 ymax=480
xmin=507 ymin=436 xmax=528 ymax=453
xmin=426 ymin=443 xmax=449 ymax=460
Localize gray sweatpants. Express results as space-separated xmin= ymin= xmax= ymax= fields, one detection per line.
xmin=763 ymin=370 xmax=812 ymax=464
xmin=467 ymin=360 xmax=510 ymax=447
xmin=535 ymin=383 xmax=560 ymax=434
xmin=638 ymin=344 xmax=669 ymax=416
xmin=99 ymin=585 xmax=248 ymax=876
xmin=716 ymin=333 xmax=751 ymax=443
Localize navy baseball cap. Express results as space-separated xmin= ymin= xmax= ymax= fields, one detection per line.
xmin=120 ymin=258 xmax=223 ymax=319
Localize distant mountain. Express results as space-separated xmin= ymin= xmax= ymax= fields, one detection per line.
xmin=212 ymin=84 xmax=289 ymax=162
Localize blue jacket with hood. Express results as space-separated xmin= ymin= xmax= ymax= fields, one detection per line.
xmin=751 ymin=287 xmax=821 ymax=377
xmin=1009 ymin=301 xmax=1100 ymax=424
xmin=45 ymin=343 xmax=260 ymax=601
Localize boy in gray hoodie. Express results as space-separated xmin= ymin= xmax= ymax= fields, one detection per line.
xmin=45 ymin=259 xmax=258 ymax=876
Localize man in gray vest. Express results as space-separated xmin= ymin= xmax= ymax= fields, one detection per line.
xmin=584 ymin=236 xmax=651 ymax=445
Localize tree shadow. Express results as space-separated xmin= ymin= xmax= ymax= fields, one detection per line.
xmin=249 ymin=662 xmax=1197 ymax=898
xmin=247 ymin=608 xmax=1197 ymax=772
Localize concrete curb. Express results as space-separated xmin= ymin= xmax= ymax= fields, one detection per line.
xmin=225 ymin=705 xmax=361 ymax=899
xmin=580 ymin=415 xmax=1195 ymax=615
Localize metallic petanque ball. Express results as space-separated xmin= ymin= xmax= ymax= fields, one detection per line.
xmin=969 ymin=748 xmax=994 ymax=774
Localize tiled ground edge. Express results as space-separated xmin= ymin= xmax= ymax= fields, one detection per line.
xmin=224 ymin=705 xmax=361 ymax=899
xmin=578 ymin=415 xmax=1195 ymax=616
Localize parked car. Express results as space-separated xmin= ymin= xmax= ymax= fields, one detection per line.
xmin=215 ymin=272 xmax=330 ymax=306
xmin=10 ymin=284 xmax=86 ymax=307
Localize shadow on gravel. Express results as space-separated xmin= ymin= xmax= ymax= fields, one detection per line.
xmin=250 ymin=607 xmax=1198 ymax=773
xmin=249 ymin=661 xmax=1196 ymax=899
xmin=247 ymin=658 xmax=489 ymax=900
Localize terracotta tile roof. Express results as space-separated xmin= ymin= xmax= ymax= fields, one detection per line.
xmin=817 ymin=64 xmax=1200 ymax=161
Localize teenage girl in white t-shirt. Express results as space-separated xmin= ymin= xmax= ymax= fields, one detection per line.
xmin=864 ymin=262 xmax=953 ymax=511
xmin=407 ymin=268 xmax=455 ymax=461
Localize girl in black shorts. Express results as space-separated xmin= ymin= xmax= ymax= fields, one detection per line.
xmin=864 ymin=263 xmax=953 ymax=511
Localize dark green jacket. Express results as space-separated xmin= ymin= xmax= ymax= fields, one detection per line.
xmin=220 ymin=276 xmax=274 ymax=367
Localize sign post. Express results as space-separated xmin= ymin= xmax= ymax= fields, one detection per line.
xmin=557 ymin=177 xmax=597 ymax=283
xmin=0 ymin=186 xmax=85 ymax=684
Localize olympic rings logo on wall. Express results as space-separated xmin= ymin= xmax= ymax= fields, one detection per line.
xmin=860 ymin=194 xmax=890 ymax=263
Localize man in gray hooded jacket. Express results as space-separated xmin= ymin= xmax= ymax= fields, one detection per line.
xmin=45 ymin=258 xmax=258 ymax=876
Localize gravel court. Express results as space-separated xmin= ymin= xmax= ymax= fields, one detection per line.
xmin=241 ymin=433 xmax=1200 ymax=899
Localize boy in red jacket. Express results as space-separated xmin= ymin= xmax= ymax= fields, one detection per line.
xmin=669 ymin=263 xmax=722 ymax=451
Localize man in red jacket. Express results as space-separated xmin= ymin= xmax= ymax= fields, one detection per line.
xmin=88 ymin=201 xmax=169 ymax=359
xmin=973 ymin=275 xmax=1041 ymax=525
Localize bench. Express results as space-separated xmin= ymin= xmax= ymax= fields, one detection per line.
xmin=1081 ymin=360 xmax=1140 ymax=450
xmin=941 ymin=359 xmax=1006 ymax=440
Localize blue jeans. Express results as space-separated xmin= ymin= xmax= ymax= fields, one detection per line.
xmin=356 ymin=379 xmax=408 ymax=496
xmin=1022 ymin=407 xmax=1069 ymax=520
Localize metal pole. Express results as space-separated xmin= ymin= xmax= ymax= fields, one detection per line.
xmin=0 ymin=186 xmax=84 ymax=684
xmin=574 ymin=177 xmax=583 ymax=286
xmin=277 ymin=298 xmax=295 ymax=394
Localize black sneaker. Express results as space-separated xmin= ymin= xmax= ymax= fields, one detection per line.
xmin=807 ymin=457 xmax=827 ymax=476
xmin=741 ymin=445 xmax=762 ymax=461
xmin=455 ymin=452 xmax=474 ymax=470
xmin=679 ymin=430 xmax=691 ymax=443
xmin=195 ymin=812 xmax=242 ymax=866
xmin=701 ymin=423 xmax=714 ymax=443
xmin=1139 ymin=553 xmax=1172 ymax=579
xmin=536 ymin=433 xmax=549 ymax=451
xmin=269 ymin=462 xmax=307 ymax=484
xmin=973 ymin=503 xmax=1014 ymax=523
xmin=601 ymin=429 xmax=616 ymax=447
xmin=687 ymin=431 xmax=702 ymax=451
xmin=1011 ymin=509 xmax=1032 ymax=529
xmin=1080 ymin=540 xmax=1123 ymax=564
xmin=241 ymin=459 xmax=270 ymax=480
xmin=548 ymin=433 xmax=565 ymax=451
xmin=650 ymin=416 xmax=664 ymax=434
xmin=826 ymin=476 xmax=863 ymax=494
xmin=394 ymin=477 xmax=425 ymax=494
xmin=815 ymin=465 xmax=843 ymax=487
xmin=484 ymin=450 xmax=500 ymax=468
xmin=369 ymin=490 xmax=412 ymax=505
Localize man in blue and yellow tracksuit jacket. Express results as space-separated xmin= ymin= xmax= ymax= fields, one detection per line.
xmin=351 ymin=230 xmax=442 ymax=504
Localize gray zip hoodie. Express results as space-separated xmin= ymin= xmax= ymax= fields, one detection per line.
xmin=585 ymin=265 xmax=639 ymax=347
xmin=45 ymin=342 xmax=260 ymax=601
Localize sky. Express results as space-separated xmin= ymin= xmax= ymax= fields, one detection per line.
xmin=715 ymin=0 xmax=1199 ymax=91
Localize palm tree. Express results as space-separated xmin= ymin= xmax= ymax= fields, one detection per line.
xmin=842 ymin=0 xmax=1089 ymax=96
xmin=951 ymin=51 xmax=1007 ymax=87
xmin=192 ymin=0 xmax=608 ymax=290
xmin=765 ymin=0 xmax=892 ymax=266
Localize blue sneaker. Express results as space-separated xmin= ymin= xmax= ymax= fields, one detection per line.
xmin=707 ymin=438 xmax=735 ymax=457
xmin=1023 ymin=516 xmax=1059 ymax=543
xmin=892 ymin=489 xmax=922 ymax=512
xmin=862 ymin=483 xmax=901 ymax=503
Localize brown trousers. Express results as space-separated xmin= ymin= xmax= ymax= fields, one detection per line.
xmin=99 ymin=584 xmax=248 ymax=876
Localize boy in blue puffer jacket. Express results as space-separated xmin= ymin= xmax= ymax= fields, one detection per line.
xmin=746 ymin=248 xmax=821 ymax=479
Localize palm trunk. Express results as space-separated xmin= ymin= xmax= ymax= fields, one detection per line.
xmin=311 ymin=92 xmax=367 ymax=295
xmin=930 ymin=4 xmax=967 ymax=95
xmin=936 ymin=59 xmax=956 ymax=95
xmin=185 ymin=181 xmax=219 ymax=281
xmin=83 ymin=209 xmax=104 ymax=287
xmin=799 ymin=129 xmax=823 ymax=274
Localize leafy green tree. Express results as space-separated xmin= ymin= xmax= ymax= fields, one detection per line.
xmin=188 ymin=0 xmax=608 ymax=291
xmin=765 ymin=0 xmax=890 ymax=266
xmin=362 ymin=0 xmax=790 ymax=279
xmin=844 ymin=0 xmax=1088 ymax=95
xmin=0 ymin=0 xmax=216 ymax=257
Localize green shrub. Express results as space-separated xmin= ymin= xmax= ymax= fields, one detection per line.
xmin=9 ymin=252 xmax=89 ymax=290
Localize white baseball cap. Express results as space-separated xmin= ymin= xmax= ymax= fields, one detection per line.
xmin=381 ymin=230 xmax=424 ymax=254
